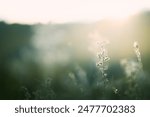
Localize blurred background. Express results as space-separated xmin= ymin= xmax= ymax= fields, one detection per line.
xmin=0 ymin=0 xmax=150 ymax=99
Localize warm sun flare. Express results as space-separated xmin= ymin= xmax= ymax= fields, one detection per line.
xmin=0 ymin=0 xmax=150 ymax=24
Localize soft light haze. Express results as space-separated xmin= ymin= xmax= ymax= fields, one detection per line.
xmin=0 ymin=0 xmax=150 ymax=24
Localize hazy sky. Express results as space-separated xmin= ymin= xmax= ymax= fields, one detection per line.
xmin=0 ymin=0 xmax=150 ymax=24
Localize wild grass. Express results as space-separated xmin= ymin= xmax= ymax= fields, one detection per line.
xmin=19 ymin=40 xmax=149 ymax=100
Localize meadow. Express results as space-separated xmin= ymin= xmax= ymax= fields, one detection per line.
xmin=0 ymin=11 xmax=150 ymax=99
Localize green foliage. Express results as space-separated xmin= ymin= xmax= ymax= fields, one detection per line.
xmin=0 ymin=11 xmax=150 ymax=99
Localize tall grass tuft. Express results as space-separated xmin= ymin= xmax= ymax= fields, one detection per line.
xmin=96 ymin=40 xmax=110 ymax=82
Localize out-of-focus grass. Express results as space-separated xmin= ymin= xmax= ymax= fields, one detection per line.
xmin=0 ymin=11 xmax=150 ymax=99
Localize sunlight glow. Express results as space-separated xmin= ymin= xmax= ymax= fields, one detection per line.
xmin=0 ymin=0 xmax=150 ymax=24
